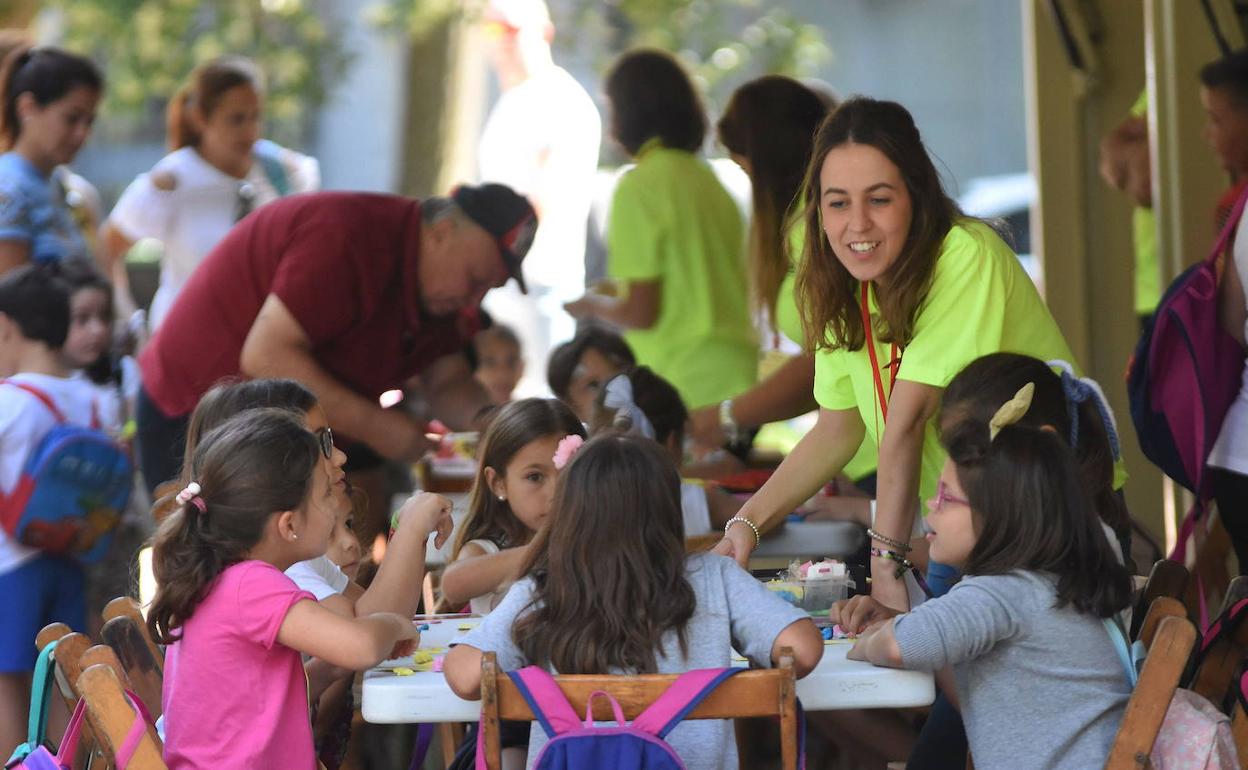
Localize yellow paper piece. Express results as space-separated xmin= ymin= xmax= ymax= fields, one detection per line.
xmin=392 ymin=667 xmax=416 ymax=676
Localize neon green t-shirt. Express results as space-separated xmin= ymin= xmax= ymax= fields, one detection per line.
xmin=1130 ymin=91 xmax=1161 ymax=316
xmin=813 ymin=220 xmax=1077 ymax=501
xmin=773 ymin=214 xmax=878 ymax=480
xmin=608 ymin=141 xmax=758 ymax=408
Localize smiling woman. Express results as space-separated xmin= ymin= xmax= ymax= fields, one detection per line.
xmin=0 ymin=46 xmax=103 ymax=275
xmin=716 ymin=97 xmax=1080 ymax=614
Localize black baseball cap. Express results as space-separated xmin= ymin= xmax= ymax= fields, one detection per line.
xmin=452 ymin=183 xmax=537 ymax=294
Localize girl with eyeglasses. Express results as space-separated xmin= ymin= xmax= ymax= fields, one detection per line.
xmin=100 ymin=55 xmax=318 ymax=331
xmin=831 ymin=388 xmax=1133 ymax=770
xmin=0 ymin=45 xmax=103 ymax=275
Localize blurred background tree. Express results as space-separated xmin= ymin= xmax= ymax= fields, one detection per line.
xmin=44 ymin=0 xmax=351 ymax=145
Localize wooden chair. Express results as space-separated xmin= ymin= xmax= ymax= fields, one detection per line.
xmin=1104 ymin=615 xmax=1199 ymax=769
xmin=100 ymin=616 xmax=164 ymax=721
xmin=684 ymin=533 xmax=722 ymax=553
xmin=478 ymin=649 xmax=800 ymax=770
xmin=1188 ymin=576 xmax=1248 ymax=707
xmin=36 ymin=626 xmax=113 ymax=770
xmin=76 ymin=664 xmax=166 ymax=770
xmin=1129 ymin=560 xmax=1188 ymax=640
xmin=102 ymin=597 xmax=163 ymax=672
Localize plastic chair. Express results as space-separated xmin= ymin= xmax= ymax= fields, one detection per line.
xmin=478 ymin=648 xmax=799 ymax=770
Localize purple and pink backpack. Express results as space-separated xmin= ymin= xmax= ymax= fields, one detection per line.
xmin=1127 ymin=186 xmax=1248 ymax=577
xmin=475 ymin=666 xmax=800 ymax=770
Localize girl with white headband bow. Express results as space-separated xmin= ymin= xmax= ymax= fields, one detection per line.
xmin=591 ymin=367 xmax=743 ymax=537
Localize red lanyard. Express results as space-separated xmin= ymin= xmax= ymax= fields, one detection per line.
xmin=861 ymin=282 xmax=901 ymax=423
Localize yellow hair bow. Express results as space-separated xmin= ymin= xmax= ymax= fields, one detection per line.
xmin=989 ymin=383 xmax=1035 ymax=440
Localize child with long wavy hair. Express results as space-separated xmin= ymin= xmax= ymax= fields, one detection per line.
xmin=441 ymin=398 xmax=586 ymax=614
xmin=445 ymin=434 xmax=823 ymax=769
xmin=148 ymin=409 xmax=419 ymax=770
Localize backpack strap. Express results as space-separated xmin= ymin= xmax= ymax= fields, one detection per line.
xmin=1209 ymin=183 xmax=1248 ymax=267
xmin=53 ymin=698 xmax=89 ymax=766
xmin=1198 ymin=597 xmax=1248 ymax=659
xmin=630 ymin=668 xmax=743 ymax=739
xmin=1102 ymin=614 xmax=1140 ymax=688
xmin=113 ymin=689 xmax=154 ymax=768
xmin=253 ymin=139 xmax=291 ymax=197
xmin=506 ymin=667 xmax=583 ymax=739
xmin=1 ymin=381 xmax=66 ymax=424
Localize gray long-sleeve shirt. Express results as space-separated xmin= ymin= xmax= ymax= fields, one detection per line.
xmin=893 ymin=570 xmax=1130 ymax=769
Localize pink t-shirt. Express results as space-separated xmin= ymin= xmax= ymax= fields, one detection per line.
xmin=161 ymin=560 xmax=317 ymax=770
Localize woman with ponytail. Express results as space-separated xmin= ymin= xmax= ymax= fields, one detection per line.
xmin=148 ymin=408 xmax=419 ymax=769
xmin=101 ymin=55 xmax=318 ymax=329
xmin=0 ymin=45 xmax=103 ymax=274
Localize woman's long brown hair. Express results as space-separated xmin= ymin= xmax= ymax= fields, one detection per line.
xmin=166 ymin=56 xmax=262 ymax=150
xmin=513 ymin=434 xmax=696 ymax=674
xmin=146 ymin=409 xmax=319 ymax=645
xmin=451 ymin=398 xmax=586 ymax=558
xmin=717 ymin=76 xmax=830 ymax=330
xmin=796 ymin=97 xmax=960 ymax=352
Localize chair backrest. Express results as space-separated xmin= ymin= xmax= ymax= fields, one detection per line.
xmin=76 ymin=664 xmax=166 ymax=770
xmin=1190 ymin=576 xmax=1248 ymax=707
xmin=479 ymin=649 xmax=799 ymax=770
xmin=1104 ymin=615 xmax=1199 ymax=769
xmin=101 ymin=616 xmax=164 ymax=720
xmin=1137 ymin=598 xmax=1188 ymax=649
xmin=1130 ymin=561 xmax=1188 ymax=640
xmin=102 ymin=596 xmax=163 ymax=673
xmin=683 ymin=533 xmax=722 ymax=554
xmin=39 ymin=629 xmax=113 ymax=770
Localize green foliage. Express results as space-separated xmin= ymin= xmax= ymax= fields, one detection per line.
xmin=47 ymin=0 xmax=351 ymax=144
xmin=563 ymin=0 xmax=832 ymax=111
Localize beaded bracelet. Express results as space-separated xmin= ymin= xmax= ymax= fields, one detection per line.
xmin=725 ymin=516 xmax=761 ymax=548
xmin=869 ymin=547 xmax=934 ymax=598
xmin=869 ymin=547 xmax=914 ymax=579
xmin=867 ymin=527 xmax=912 ymax=553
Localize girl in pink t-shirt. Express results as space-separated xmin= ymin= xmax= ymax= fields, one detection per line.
xmin=147 ymin=409 xmax=422 ymax=770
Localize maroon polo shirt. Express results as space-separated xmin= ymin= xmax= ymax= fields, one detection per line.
xmin=139 ymin=191 xmax=474 ymax=419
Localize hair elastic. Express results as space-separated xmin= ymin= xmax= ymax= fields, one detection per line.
xmin=1046 ymin=359 xmax=1121 ymax=461
xmin=176 ymin=481 xmax=207 ymax=514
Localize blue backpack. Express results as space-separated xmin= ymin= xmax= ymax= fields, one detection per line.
xmin=0 ymin=381 xmax=131 ymax=563
xmin=479 ymin=666 xmax=760 ymax=770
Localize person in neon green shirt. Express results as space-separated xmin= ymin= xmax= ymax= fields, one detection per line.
xmin=686 ymin=76 xmax=877 ymax=486
xmin=564 ymin=49 xmax=756 ymax=409
xmin=716 ymin=97 xmax=1078 ymax=611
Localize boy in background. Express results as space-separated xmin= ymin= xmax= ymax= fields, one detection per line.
xmin=0 ymin=266 xmax=101 ymax=757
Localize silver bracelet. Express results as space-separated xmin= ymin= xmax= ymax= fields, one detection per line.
xmin=725 ymin=516 xmax=761 ymax=548
xmin=867 ymin=527 xmax=912 ymax=553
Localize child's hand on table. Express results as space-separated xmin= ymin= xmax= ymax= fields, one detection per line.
xmin=381 ymin=613 xmax=421 ymax=659
xmin=395 ymin=492 xmax=454 ymax=549
xmin=830 ymin=595 xmax=903 ymax=636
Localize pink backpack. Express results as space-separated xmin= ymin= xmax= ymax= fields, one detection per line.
xmin=475 ymin=666 xmax=802 ymax=770
xmin=1106 ymin=616 xmax=1239 ymax=767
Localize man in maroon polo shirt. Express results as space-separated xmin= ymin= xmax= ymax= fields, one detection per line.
xmin=134 ymin=184 xmax=536 ymax=508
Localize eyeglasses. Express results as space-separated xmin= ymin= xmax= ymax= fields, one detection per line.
xmin=931 ymin=480 xmax=970 ymax=513
xmin=315 ymin=427 xmax=334 ymax=460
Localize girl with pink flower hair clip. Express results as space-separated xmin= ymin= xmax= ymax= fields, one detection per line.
xmin=442 ymin=398 xmax=586 ymax=616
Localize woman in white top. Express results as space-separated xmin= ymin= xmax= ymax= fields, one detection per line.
xmin=100 ymin=55 xmax=318 ymax=331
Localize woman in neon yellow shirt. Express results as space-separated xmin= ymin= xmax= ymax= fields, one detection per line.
xmin=715 ymin=98 xmax=1076 ymax=610
xmin=565 ymin=49 xmax=757 ymax=410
